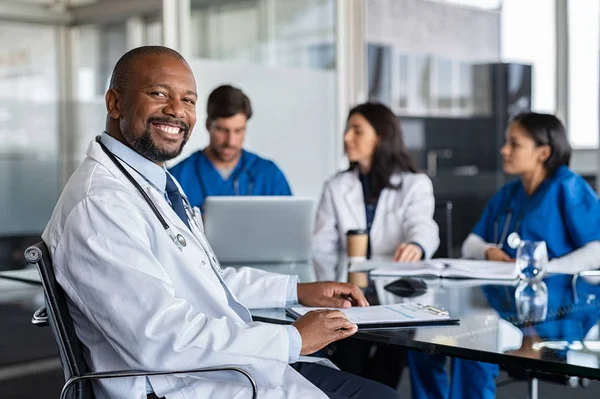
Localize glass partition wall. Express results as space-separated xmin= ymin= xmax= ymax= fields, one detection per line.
xmin=0 ymin=20 xmax=60 ymax=269
xmin=179 ymin=0 xmax=339 ymax=197
xmin=0 ymin=0 xmax=353 ymax=270
xmin=5 ymin=0 xmax=597 ymax=272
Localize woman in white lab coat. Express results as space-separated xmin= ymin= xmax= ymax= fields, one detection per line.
xmin=313 ymin=102 xmax=439 ymax=261
xmin=312 ymin=102 xmax=439 ymax=389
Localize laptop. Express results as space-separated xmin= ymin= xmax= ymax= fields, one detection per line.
xmin=202 ymin=196 xmax=316 ymax=264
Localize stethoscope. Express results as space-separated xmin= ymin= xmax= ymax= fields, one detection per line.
xmin=233 ymin=172 xmax=254 ymax=196
xmin=493 ymin=208 xmax=525 ymax=250
xmin=494 ymin=176 xmax=557 ymax=250
xmin=197 ymin=153 xmax=254 ymax=198
xmin=95 ymin=136 xmax=204 ymax=253
xmin=493 ymin=183 xmax=537 ymax=250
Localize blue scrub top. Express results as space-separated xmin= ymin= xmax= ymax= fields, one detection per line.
xmin=168 ymin=149 xmax=292 ymax=209
xmin=472 ymin=165 xmax=600 ymax=259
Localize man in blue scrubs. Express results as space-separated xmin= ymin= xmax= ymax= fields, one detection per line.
xmin=169 ymin=84 xmax=292 ymax=209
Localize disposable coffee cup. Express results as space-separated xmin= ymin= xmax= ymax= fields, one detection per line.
xmin=346 ymin=229 xmax=369 ymax=261
xmin=347 ymin=271 xmax=369 ymax=288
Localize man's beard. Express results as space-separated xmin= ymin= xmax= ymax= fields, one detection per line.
xmin=125 ymin=120 xmax=190 ymax=163
xmin=215 ymin=146 xmax=241 ymax=162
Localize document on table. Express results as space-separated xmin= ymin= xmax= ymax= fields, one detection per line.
xmin=286 ymin=302 xmax=459 ymax=329
xmin=355 ymin=259 xmax=519 ymax=280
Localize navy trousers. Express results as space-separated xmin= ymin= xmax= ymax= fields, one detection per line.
xmin=293 ymin=362 xmax=400 ymax=399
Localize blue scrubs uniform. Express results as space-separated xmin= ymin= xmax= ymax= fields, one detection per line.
xmin=169 ymin=149 xmax=292 ymax=209
xmin=409 ymin=166 xmax=600 ymax=399
xmin=473 ymin=165 xmax=600 ymax=259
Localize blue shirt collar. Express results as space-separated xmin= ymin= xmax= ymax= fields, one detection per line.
xmin=100 ymin=131 xmax=167 ymax=193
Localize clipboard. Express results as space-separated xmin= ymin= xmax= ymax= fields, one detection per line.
xmin=285 ymin=303 xmax=460 ymax=329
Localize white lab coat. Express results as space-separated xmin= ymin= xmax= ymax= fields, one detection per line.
xmin=313 ymin=169 xmax=439 ymax=258
xmin=42 ymin=140 xmax=326 ymax=399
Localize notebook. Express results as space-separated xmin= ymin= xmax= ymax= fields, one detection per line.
xmin=354 ymin=259 xmax=519 ymax=280
xmin=286 ymin=303 xmax=459 ymax=329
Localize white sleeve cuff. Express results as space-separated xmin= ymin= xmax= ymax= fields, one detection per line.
xmin=547 ymin=241 xmax=600 ymax=274
xmin=285 ymin=275 xmax=299 ymax=306
xmin=461 ymin=233 xmax=496 ymax=260
xmin=286 ymin=325 xmax=302 ymax=363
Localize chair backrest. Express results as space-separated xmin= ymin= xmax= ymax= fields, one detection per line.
xmin=433 ymin=200 xmax=454 ymax=258
xmin=25 ymin=242 xmax=94 ymax=399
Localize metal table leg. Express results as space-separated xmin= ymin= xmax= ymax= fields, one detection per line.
xmin=528 ymin=378 xmax=538 ymax=399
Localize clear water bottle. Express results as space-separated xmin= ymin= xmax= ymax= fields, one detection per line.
xmin=516 ymin=240 xmax=548 ymax=281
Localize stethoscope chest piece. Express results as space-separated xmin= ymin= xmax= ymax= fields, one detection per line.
xmin=507 ymin=232 xmax=522 ymax=249
xmin=176 ymin=234 xmax=187 ymax=247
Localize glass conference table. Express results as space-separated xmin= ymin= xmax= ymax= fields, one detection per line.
xmin=232 ymin=253 xmax=600 ymax=390
xmin=5 ymin=254 xmax=600 ymax=393
xmin=0 ymin=268 xmax=41 ymax=285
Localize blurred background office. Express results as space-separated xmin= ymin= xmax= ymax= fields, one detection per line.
xmin=1 ymin=0 xmax=600 ymax=398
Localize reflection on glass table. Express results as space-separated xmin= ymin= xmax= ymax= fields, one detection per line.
xmin=250 ymin=252 xmax=600 ymax=381
xmin=515 ymin=280 xmax=548 ymax=323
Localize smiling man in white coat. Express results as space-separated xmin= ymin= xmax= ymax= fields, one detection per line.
xmin=41 ymin=46 xmax=400 ymax=399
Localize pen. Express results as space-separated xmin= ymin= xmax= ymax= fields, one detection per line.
xmin=417 ymin=303 xmax=449 ymax=316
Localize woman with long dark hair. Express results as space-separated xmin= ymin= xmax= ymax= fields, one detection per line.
xmin=313 ymin=102 xmax=439 ymax=261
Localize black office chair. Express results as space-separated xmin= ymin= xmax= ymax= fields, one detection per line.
xmin=433 ymin=200 xmax=454 ymax=258
xmin=25 ymin=242 xmax=257 ymax=399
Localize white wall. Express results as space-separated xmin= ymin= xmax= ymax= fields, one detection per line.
xmin=501 ymin=0 xmax=556 ymax=115
xmin=567 ymin=0 xmax=600 ymax=149
xmin=168 ymin=58 xmax=339 ymax=198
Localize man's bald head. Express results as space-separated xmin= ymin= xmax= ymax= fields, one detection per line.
xmin=109 ymin=46 xmax=187 ymax=93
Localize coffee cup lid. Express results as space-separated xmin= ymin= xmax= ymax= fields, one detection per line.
xmin=346 ymin=229 xmax=368 ymax=235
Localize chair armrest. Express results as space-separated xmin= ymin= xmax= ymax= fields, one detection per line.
xmin=572 ymin=271 xmax=600 ymax=303
xmin=61 ymin=366 xmax=257 ymax=399
xmin=31 ymin=306 xmax=49 ymax=327
xmin=32 ymin=307 xmax=258 ymax=399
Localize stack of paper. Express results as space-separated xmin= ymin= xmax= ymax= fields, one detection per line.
xmin=352 ymin=259 xmax=518 ymax=280
xmin=286 ymin=302 xmax=459 ymax=328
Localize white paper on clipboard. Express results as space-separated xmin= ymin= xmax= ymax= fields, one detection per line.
xmin=286 ymin=302 xmax=459 ymax=327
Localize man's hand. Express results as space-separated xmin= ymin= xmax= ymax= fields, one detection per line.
xmin=485 ymin=247 xmax=513 ymax=262
xmin=297 ymin=282 xmax=369 ymax=308
xmin=393 ymin=243 xmax=423 ymax=262
xmin=292 ymin=310 xmax=358 ymax=355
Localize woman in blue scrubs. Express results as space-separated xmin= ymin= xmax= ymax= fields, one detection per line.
xmin=463 ymin=112 xmax=600 ymax=266
xmin=409 ymin=112 xmax=600 ymax=399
